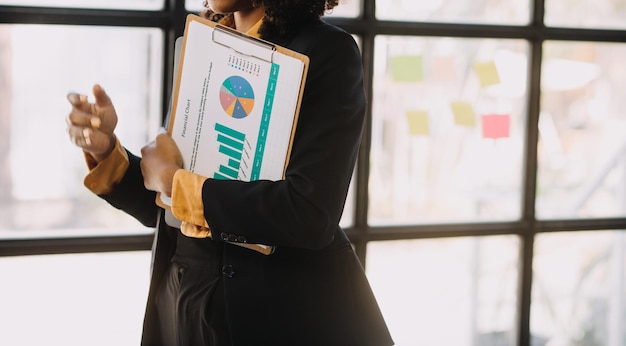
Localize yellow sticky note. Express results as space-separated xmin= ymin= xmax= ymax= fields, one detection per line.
xmin=450 ymin=101 xmax=475 ymax=127
xmin=473 ymin=61 xmax=500 ymax=87
xmin=406 ymin=110 xmax=429 ymax=135
xmin=390 ymin=55 xmax=423 ymax=82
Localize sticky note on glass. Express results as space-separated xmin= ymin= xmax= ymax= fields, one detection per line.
xmin=432 ymin=56 xmax=456 ymax=82
xmin=406 ymin=110 xmax=429 ymax=135
xmin=390 ymin=55 xmax=423 ymax=82
xmin=482 ymin=114 xmax=510 ymax=139
xmin=450 ymin=101 xmax=475 ymax=127
xmin=473 ymin=61 xmax=500 ymax=87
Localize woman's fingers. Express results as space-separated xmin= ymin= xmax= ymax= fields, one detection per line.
xmin=140 ymin=132 xmax=183 ymax=196
xmin=65 ymin=113 xmax=96 ymax=129
xmin=67 ymin=125 xmax=90 ymax=147
xmin=67 ymin=125 xmax=98 ymax=148
xmin=67 ymin=85 xmax=117 ymax=136
xmin=66 ymin=92 xmax=100 ymax=128
xmin=65 ymin=86 xmax=117 ymax=162
xmin=67 ymin=124 xmax=112 ymax=154
xmin=92 ymin=84 xmax=113 ymax=108
xmin=66 ymin=92 xmax=90 ymax=113
xmin=66 ymin=92 xmax=87 ymax=106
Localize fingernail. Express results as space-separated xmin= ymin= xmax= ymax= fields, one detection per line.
xmin=67 ymin=93 xmax=79 ymax=104
xmin=79 ymin=95 xmax=88 ymax=103
xmin=90 ymin=117 xmax=101 ymax=129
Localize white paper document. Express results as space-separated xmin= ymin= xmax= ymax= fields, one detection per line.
xmin=160 ymin=15 xmax=308 ymax=208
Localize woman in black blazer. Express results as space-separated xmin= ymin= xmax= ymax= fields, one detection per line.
xmin=66 ymin=0 xmax=393 ymax=345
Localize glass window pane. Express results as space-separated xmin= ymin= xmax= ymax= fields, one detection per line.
xmin=0 ymin=0 xmax=164 ymax=10
xmin=339 ymin=170 xmax=356 ymax=228
xmin=376 ymin=0 xmax=530 ymax=25
xmin=185 ymin=0 xmax=207 ymax=12
xmin=0 ymin=25 xmax=163 ymax=238
xmin=0 ymin=251 xmax=151 ymax=346
xmin=545 ymin=0 xmax=626 ymax=30
xmin=367 ymin=236 xmax=520 ymax=346
xmin=370 ymin=36 xmax=529 ymax=226
xmin=532 ymin=231 xmax=626 ymax=345
xmin=536 ymin=42 xmax=626 ymax=219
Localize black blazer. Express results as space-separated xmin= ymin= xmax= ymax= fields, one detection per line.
xmin=100 ymin=19 xmax=393 ymax=346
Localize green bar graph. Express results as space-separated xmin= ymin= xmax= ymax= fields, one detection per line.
xmin=217 ymin=133 xmax=244 ymax=151
xmin=215 ymin=122 xmax=245 ymax=141
xmin=214 ymin=122 xmax=245 ymax=180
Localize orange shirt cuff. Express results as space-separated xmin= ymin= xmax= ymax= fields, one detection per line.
xmin=171 ymin=169 xmax=209 ymax=229
xmin=83 ymin=138 xmax=129 ymax=195
xmin=180 ymin=222 xmax=211 ymax=238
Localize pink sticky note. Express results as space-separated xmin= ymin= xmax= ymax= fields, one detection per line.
xmin=481 ymin=114 xmax=510 ymax=139
xmin=432 ymin=56 xmax=456 ymax=82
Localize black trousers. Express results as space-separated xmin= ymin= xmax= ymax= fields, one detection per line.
xmin=154 ymin=233 xmax=232 ymax=346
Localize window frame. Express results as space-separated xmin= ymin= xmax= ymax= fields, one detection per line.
xmin=1 ymin=1 xmax=626 ymax=345
xmin=0 ymin=1 xmax=185 ymax=255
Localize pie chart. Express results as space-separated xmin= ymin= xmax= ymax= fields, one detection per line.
xmin=219 ymin=75 xmax=255 ymax=119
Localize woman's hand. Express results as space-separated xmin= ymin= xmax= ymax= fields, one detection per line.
xmin=140 ymin=129 xmax=184 ymax=197
xmin=66 ymin=84 xmax=118 ymax=161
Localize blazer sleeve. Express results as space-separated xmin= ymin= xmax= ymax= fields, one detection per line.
xmin=201 ymin=26 xmax=366 ymax=250
xmin=98 ymin=150 xmax=160 ymax=228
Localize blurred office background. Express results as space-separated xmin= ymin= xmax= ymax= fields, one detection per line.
xmin=0 ymin=0 xmax=625 ymax=345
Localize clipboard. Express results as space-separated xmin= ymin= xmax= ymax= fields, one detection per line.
xmin=157 ymin=14 xmax=309 ymax=255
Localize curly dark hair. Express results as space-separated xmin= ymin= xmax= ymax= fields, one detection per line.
xmin=201 ymin=0 xmax=340 ymax=38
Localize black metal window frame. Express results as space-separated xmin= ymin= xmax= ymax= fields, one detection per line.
xmin=1 ymin=1 xmax=626 ymax=345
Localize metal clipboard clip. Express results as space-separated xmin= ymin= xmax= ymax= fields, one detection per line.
xmin=211 ymin=24 xmax=276 ymax=64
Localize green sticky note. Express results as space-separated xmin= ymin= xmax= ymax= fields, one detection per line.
xmin=406 ymin=110 xmax=429 ymax=135
xmin=473 ymin=61 xmax=500 ymax=87
xmin=450 ymin=101 xmax=475 ymax=127
xmin=390 ymin=55 xmax=423 ymax=82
